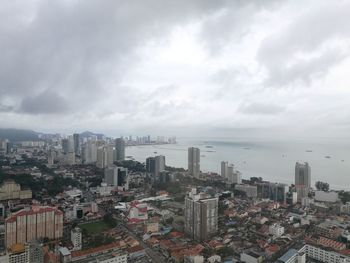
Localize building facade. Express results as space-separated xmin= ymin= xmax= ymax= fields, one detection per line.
xmin=184 ymin=189 xmax=218 ymax=242
xmin=5 ymin=206 xmax=63 ymax=248
xmin=0 ymin=181 xmax=32 ymax=201
xmin=295 ymin=162 xmax=311 ymax=201
xmin=115 ymin=138 xmax=125 ymax=161
xmin=188 ymin=147 xmax=200 ymax=178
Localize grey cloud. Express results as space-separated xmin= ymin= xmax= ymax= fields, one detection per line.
xmin=20 ymin=89 xmax=69 ymax=114
xmin=199 ymin=1 xmax=281 ymax=52
xmin=0 ymin=104 xmax=14 ymax=113
xmin=257 ymin=1 xmax=350 ymax=87
xmin=264 ymin=49 xmax=346 ymax=87
xmin=238 ymin=102 xmax=285 ymax=115
xmin=0 ymin=0 xmax=226 ymax=115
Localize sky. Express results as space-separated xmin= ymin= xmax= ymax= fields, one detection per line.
xmin=1 ymin=0 xmax=350 ymax=138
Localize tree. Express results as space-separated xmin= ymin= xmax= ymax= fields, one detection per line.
xmin=315 ymin=181 xmax=329 ymax=192
xmin=103 ymin=213 xmax=117 ymax=228
xmin=165 ymin=217 xmax=174 ymax=225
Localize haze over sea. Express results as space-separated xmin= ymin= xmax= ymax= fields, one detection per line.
xmin=126 ymin=137 xmax=350 ymax=191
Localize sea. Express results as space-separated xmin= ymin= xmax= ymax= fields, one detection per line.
xmin=125 ymin=137 xmax=350 ymax=190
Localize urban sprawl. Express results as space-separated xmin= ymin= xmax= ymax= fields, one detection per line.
xmin=0 ymin=133 xmax=350 ymax=263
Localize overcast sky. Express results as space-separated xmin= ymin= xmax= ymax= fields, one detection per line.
xmin=1 ymin=0 xmax=350 ymax=138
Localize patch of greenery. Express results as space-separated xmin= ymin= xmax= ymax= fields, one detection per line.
xmin=80 ymin=221 xmax=110 ymax=235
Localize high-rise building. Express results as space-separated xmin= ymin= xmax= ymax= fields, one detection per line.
xmin=106 ymin=144 xmax=114 ymax=166
xmin=227 ymin=165 xmax=241 ymax=184
xmin=104 ymin=166 xmax=118 ymax=186
xmin=67 ymin=135 xmax=75 ymax=154
xmin=104 ymin=166 xmax=128 ymax=189
xmin=115 ymin=138 xmax=125 ymax=161
xmin=61 ymin=139 xmax=69 ymax=154
xmin=146 ymin=156 xmax=165 ymax=179
xmin=96 ymin=146 xmax=109 ymax=169
xmin=146 ymin=157 xmax=155 ymax=174
xmin=47 ymin=149 xmax=55 ymax=166
xmin=82 ymin=140 xmax=97 ymax=164
xmin=71 ymin=227 xmax=82 ymax=251
xmin=73 ymin=133 xmax=80 ymax=156
xmin=188 ymin=147 xmax=200 ymax=178
xmin=221 ymin=161 xmax=228 ymax=178
xmin=295 ymin=162 xmax=311 ymax=201
xmin=256 ymin=181 xmax=288 ymax=202
xmin=5 ymin=206 xmax=63 ymax=248
xmin=184 ymin=189 xmax=218 ymax=242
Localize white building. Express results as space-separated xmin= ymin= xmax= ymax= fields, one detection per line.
xmin=303 ymin=244 xmax=349 ymax=263
xmin=82 ymin=140 xmax=97 ymax=164
xmin=207 ymin=255 xmax=221 ymax=263
xmin=94 ymin=183 xmax=114 ymax=196
xmin=315 ymin=191 xmax=338 ymax=203
xmin=7 ymin=243 xmax=29 ymax=263
xmin=240 ymin=251 xmax=264 ymax=263
xmin=71 ymin=227 xmax=82 ymax=251
xmin=184 ymin=255 xmax=204 ymax=263
xmin=269 ymin=223 xmax=285 ymax=237
xmin=227 ymin=165 xmax=241 ymax=184
xmin=97 ymin=146 xmax=109 ymax=169
xmin=221 ymin=161 xmax=228 ymax=178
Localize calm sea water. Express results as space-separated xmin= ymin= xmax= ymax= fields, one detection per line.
xmin=126 ymin=138 xmax=350 ymax=190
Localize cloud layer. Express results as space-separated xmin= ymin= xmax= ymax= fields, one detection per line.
xmin=0 ymin=0 xmax=350 ymax=138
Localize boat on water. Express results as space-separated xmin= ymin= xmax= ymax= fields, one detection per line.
xmin=341 ymin=160 xmax=345 ymax=162
xmin=154 ymin=151 xmax=157 ymax=154
xmin=201 ymin=155 xmax=206 ymax=157
xmin=243 ymin=147 xmax=250 ymax=150
xmin=325 ymin=156 xmax=331 ymax=159
xmin=205 ymin=145 xmax=214 ymax=148
xmin=305 ymin=150 xmax=313 ymax=152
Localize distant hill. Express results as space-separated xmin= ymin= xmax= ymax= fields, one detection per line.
xmin=0 ymin=128 xmax=40 ymax=141
xmin=80 ymin=131 xmax=105 ymax=139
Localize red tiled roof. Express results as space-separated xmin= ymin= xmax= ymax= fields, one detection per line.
xmin=5 ymin=206 xmax=62 ymax=222
xmin=318 ymin=237 xmax=346 ymax=251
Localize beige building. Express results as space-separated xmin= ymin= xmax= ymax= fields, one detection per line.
xmin=5 ymin=206 xmax=63 ymax=248
xmin=0 ymin=181 xmax=32 ymax=201
xmin=184 ymin=189 xmax=218 ymax=242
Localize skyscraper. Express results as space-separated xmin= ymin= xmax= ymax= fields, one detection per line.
xmin=104 ymin=166 xmax=119 ymax=186
xmin=96 ymin=146 xmax=108 ymax=169
xmin=146 ymin=156 xmax=166 ymax=179
xmin=104 ymin=166 xmax=128 ymax=188
xmin=82 ymin=140 xmax=97 ymax=164
xmin=221 ymin=161 xmax=228 ymax=178
xmin=115 ymin=138 xmax=125 ymax=161
xmin=227 ymin=165 xmax=242 ymax=184
xmin=184 ymin=189 xmax=218 ymax=242
xmin=146 ymin=157 xmax=155 ymax=174
xmin=188 ymin=147 xmax=200 ymax=178
xmin=61 ymin=139 xmax=69 ymax=154
xmin=295 ymin=162 xmax=311 ymax=201
xmin=73 ymin=133 xmax=80 ymax=156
